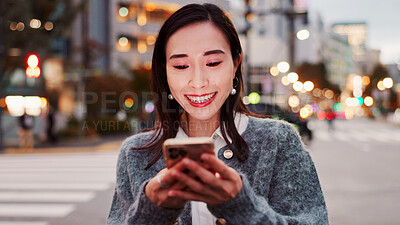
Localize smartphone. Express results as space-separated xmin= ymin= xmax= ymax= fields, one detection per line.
xmin=162 ymin=137 xmax=215 ymax=168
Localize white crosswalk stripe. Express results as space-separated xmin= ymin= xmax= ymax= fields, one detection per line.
xmin=0 ymin=151 xmax=118 ymax=224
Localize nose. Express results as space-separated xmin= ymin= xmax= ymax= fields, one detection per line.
xmin=188 ymin=66 xmax=208 ymax=89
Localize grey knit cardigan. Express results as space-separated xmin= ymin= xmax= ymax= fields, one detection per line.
xmin=107 ymin=116 xmax=329 ymax=225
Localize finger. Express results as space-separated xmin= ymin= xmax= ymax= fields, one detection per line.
xmin=171 ymin=169 xmax=221 ymax=199
xmin=200 ymin=153 xmax=235 ymax=180
xmin=160 ymin=160 xmax=192 ymax=187
xmin=180 ymin=158 xmax=224 ymax=189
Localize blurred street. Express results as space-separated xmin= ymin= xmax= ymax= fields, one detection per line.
xmin=309 ymin=118 xmax=400 ymax=225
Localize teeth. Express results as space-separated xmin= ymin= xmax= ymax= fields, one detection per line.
xmin=187 ymin=92 xmax=215 ymax=103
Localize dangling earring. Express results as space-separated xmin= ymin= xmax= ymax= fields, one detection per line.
xmin=168 ymin=94 xmax=174 ymax=100
xmin=230 ymin=77 xmax=239 ymax=95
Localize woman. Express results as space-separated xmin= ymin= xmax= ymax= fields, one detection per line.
xmin=108 ymin=3 xmax=328 ymax=225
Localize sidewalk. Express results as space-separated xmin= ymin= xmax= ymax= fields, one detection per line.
xmin=1 ymin=135 xmax=128 ymax=154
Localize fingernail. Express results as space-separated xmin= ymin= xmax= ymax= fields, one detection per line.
xmin=202 ymin=154 xmax=209 ymax=160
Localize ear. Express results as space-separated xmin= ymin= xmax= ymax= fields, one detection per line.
xmin=233 ymin=54 xmax=242 ymax=78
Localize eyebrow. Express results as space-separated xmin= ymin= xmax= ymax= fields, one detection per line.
xmin=169 ymin=49 xmax=225 ymax=60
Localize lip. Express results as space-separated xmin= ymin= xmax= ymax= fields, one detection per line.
xmin=185 ymin=92 xmax=217 ymax=108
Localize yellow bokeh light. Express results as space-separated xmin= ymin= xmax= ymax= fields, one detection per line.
xmin=124 ymin=98 xmax=134 ymax=108
xmin=27 ymin=54 xmax=39 ymax=68
xmin=300 ymin=106 xmax=312 ymax=119
xmin=324 ymin=89 xmax=334 ymax=99
xmin=345 ymin=107 xmax=354 ymax=119
xmin=303 ymin=81 xmax=314 ymax=91
xmin=287 ymin=72 xmax=299 ymax=83
xmin=248 ymin=92 xmax=260 ymax=104
xmin=277 ymin=61 xmax=290 ymax=73
xmin=137 ymin=40 xmax=147 ymax=54
xmin=137 ymin=11 xmax=147 ymax=26
xmin=270 ymin=66 xmax=279 ymax=76
xmin=281 ymin=76 xmax=290 ymax=86
xmin=377 ymin=80 xmax=385 ymax=91
xmin=364 ymin=96 xmax=373 ymax=106
xmin=146 ymin=35 xmax=156 ymax=45
xmin=293 ymin=81 xmax=303 ymax=92
xmin=362 ymin=76 xmax=370 ymax=85
xmin=40 ymin=97 xmax=48 ymax=108
xmin=288 ymin=95 xmax=300 ymax=108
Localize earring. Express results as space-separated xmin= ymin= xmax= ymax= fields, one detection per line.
xmin=231 ymin=77 xmax=239 ymax=95
xmin=168 ymin=94 xmax=174 ymax=100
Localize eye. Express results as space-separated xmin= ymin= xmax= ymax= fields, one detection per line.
xmin=173 ymin=65 xmax=189 ymax=70
xmin=207 ymin=61 xmax=222 ymax=67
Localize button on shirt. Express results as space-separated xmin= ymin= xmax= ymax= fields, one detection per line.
xmin=175 ymin=113 xmax=249 ymax=225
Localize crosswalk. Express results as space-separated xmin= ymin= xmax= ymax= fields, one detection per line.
xmin=0 ymin=151 xmax=118 ymax=224
xmin=310 ymin=119 xmax=400 ymax=144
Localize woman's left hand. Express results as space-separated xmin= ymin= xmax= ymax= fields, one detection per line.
xmin=167 ymin=153 xmax=243 ymax=206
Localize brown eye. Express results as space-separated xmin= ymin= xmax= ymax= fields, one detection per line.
xmin=207 ymin=62 xmax=221 ymax=67
xmin=174 ymin=65 xmax=189 ymax=70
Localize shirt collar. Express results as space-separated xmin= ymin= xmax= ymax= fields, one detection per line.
xmin=175 ymin=112 xmax=249 ymax=142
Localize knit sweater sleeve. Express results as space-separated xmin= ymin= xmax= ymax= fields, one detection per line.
xmin=107 ymin=136 xmax=183 ymax=225
xmin=208 ymin=122 xmax=329 ymax=225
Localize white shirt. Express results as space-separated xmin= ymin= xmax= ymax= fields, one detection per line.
xmin=175 ymin=112 xmax=249 ymax=225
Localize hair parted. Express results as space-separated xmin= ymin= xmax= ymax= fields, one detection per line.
xmin=132 ymin=3 xmax=260 ymax=169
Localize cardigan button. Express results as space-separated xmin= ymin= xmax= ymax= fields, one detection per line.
xmin=216 ymin=218 xmax=227 ymax=225
xmin=223 ymin=150 xmax=233 ymax=159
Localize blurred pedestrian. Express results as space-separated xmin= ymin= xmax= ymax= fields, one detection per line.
xmin=18 ymin=113 xmax=34 ymax=150
xmin=108 ymin=3 xmax=328 ymax=225
xmin=46 ymin=105 xmax=58 ymax=144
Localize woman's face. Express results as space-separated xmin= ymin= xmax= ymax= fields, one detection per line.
xmin=165 ymin=22 xmax=239 ymax=122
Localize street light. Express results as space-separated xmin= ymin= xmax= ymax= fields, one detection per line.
xmin=293 ymin=81 xmax=303 ymax=92
xmin=287 ymin=72 xmax=299 ymax=83
xmin=303 ymin=81 xmax=314 ymax=91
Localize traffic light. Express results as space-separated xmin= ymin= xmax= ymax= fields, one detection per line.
xmin=26 ymin=54 xmax=41 ymax=78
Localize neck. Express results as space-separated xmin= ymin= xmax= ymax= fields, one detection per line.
xmin=180 ymin=112 xmax=220 ymax=137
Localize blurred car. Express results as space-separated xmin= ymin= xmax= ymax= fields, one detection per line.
xmin=247 ymin=103 xmax=313 ymax=145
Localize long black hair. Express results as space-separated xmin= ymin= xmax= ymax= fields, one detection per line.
xmin=133 ymin=3 xmax=258 ymax=169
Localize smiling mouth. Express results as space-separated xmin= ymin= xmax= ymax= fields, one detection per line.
xmin=185 ymin=92 xmax=217 ymax=104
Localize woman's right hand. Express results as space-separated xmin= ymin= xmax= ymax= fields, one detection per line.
xmin=145 ymin=160 xmax=189 ymax=209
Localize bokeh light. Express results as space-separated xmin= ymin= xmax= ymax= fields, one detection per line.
xmin=145 ymin=101 xmax=155 ymax=113
xmin=303 ymin=81 xmax=314 ymax=91
xmin=293 ymin=81 xmax=303 ymax=92
xmin=270 ymin=66 xmax=279 ymax=76
xmin=382 ymin=77 xmax=393 ymax=89
xmin=364 ymin=96 xmax=373 ymax=106
xmin=377 ymin=80 xmax=385 ymax=91
xmin=277 ymin=62 xmax=290 ymax=73
xmin=317 ymin=111 xmax=326 ymax=120
xmin=124 ymin=98 xmax=134 ymax=109
xmin=297 ymin=29 xmax=310 ymax=40
xmin=119 ymin=7 xmax=129 ymax=17
xmin=281 ymin=76 xmax=290 ymax=86
xmin=334 ymin=103 xmax=343 ymax=112
xmin=242 ymin=96 xmax=250 ymax=105
xmin=30 ymin=19 xmax=41 ymax=29
xmin=146 ymin=35 xmax=156 ymax=45
xmin=248 ymin=92 xmax=260 ymax=104
xmin=287 ymin=72 xmax=299 ymax=83
xmin=362 ymin=76 xmax=370 ymax=86
xmin=288 ymin=95 xmax=300 ymax=108
xmin=44 ymin=22 xmax=54 ymax=31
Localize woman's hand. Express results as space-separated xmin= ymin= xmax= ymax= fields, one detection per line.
xmin=167 ymin=153 xmax=243 ymax=206
xmin=145 ymin=160 xmax=189 ymax=209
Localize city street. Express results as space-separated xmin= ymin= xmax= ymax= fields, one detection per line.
xmin=309 ymin=118 xmax=400 ymax=225
xmin=0 ymin=118 xmax=399 ymax=225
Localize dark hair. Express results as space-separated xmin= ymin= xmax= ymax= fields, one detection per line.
xmin=134 ymin=3 xmax=258 ymax=169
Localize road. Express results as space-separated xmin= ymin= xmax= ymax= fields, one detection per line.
xmin=0 ymin=151 xmax=118 ymax=225
xmin=308 ymin=118 xmax=400 ymax=225
xmin=0 ymin=117 xmax=399 ymax=225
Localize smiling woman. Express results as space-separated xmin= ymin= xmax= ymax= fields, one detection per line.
xmin=108 ymin=3 xmax=328 ymax=225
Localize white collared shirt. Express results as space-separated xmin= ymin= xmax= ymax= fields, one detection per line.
xmin=175 ymin=112 xmax=249 ymax=225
